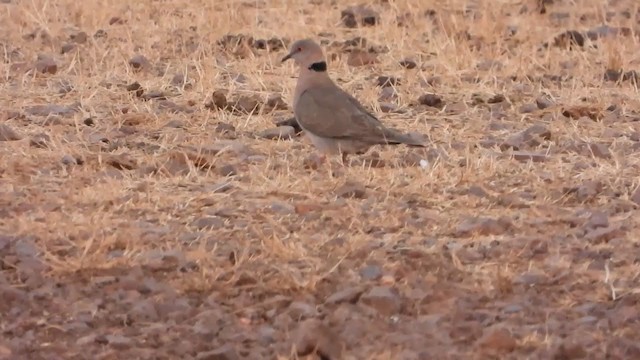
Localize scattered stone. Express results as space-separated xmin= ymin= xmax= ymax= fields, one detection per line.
xmin=399 ymin=58 xmax=417 ymax=69
xmin=377 ymin=85 xmax=398 ymax=102
xmin=455 ymin=216 xmax=512 ymax=237
xmin=360 ymin=264 xmax=383 ymax=281
xmin=121 ymin=112 xmax=153 ymax=126
xmin=418 ymin=93 xmax=443 ymax=108
xmin=293 ymin=319 xmax=342 ymax=360
xmin=604 ymin=69 xmax=639 ymax=83
xmin=70 ymin=31 xmax=88 ymax=44
xmin=141 ymin=90 xmax=168 ymax=101
xmin=535 ymin=96 xmax=554 ymax=109
xmin=196 ymin=345 xmax=240 ymax=360
xmin=129 ymin=54 xmax=151 ymax=71
xmin=29 ymin=133 xmax=50 ymax=148
xmin=61 ymin=154 xmax=78 ymax=165
xmin=265 ymin=94 xmax=288 ymax=111
xmin=341 ymin=5 xmax=379 ymax=28
xmin=359 ymin=286 xmax=403 ymax=316
xmin=347 ymin=50 xmax=378 ymax=67
xmin=258 ymin=126 xmax=295 ymax=140
xmin=192 ymin=216 xmax=225 ymax=230
xmin=519 ymin=103 xmax=538 ymax=114
xmin=126 ymin=82 xmax=144 ymax=98
xmin=61 ymin=43 xmax=76 ymax=54
xmin=335 ymin=181 xmax=367 ymax=199
xmin=325 ymin=286 xmax=365 ymax=304
xmin=288 ymin=301 xmax=318 ymax=319
xmin=217 ymin=164 xmax=237 ymax=177
xmin=586 ymin=211 xmax=609 ymax=229
xmin=379 ymin=102 xmax=397 ymax=113
xmin=0 ymin=124 xmax=22 ymax=141
xmin=554 ymin=342 xmax=587 ymax=359
xmin=105 ymin=334 xmax=133 ymax=350
xmin=230 ymin=94 xmax=261 ymax=114
xmin=109 ymin=16 xmax=125 ymax=25
xmin=205 ymin=90 xmax=228 ymax=111
xmin=487 ymin=94 xmax=506 ymax=103
xmin=587 ymin=143 xmax=611 ymax=159
xmin=105 ymin=153 xmax=137 ymax=170
xmin=24 ymin=104 xmax=77 ymax=117
xmin=376 ymin=76 xmax=400 ymax=87
xmin=35 ymin=54 xmax=57 ymax=74
xmin=585 ymin=225 xmax=625 ymax=243
xmin=476 ymin=328 xmax=517 ymax=354
xmin=551 ymin=30 xmax=586 ymax=49
xmin=631 ymin=187 xmax=640 ymax=205
xmin=274 ymin=117 xmax=302 ymax=135
xmin=562 ymin=106 xmax=602 ymax=121
xmin=505 ymin=151 xmax=549 ymax=163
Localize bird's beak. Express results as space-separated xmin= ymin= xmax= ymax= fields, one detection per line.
xmin=281 ymin=52 xmax=293 ymax=63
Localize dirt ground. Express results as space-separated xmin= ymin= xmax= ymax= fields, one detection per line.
xmin=1 ymin=0 xmax=640 ymax=359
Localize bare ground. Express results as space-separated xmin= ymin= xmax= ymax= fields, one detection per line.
xmin=1 ymin=0 xmax=640 ymax=359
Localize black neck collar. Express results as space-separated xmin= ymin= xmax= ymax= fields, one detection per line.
xmin=308 ymin=61 xmax=327 ymax=72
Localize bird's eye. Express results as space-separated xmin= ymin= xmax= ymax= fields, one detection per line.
xmin=297 ymin=47 xmax=302 ymax=52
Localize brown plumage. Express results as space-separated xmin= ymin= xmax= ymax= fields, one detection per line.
xmin=281 ymin=39 xmax=426 ymax=162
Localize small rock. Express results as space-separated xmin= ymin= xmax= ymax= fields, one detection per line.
xmin=288 ymin=301 xmax=318 ymax=319
xmin=379 ymin=102 xmax=397 ymax=113
xmin=585 ymin=226 xmax=625 ymax=243
xmin=335 ymin=181 xmax=367 ymax=199
xmin=129 ymin=300 xmax=159 ymax=322
xmin=258 ymin=126 xmax=295 ymax=140
xmin=455 ymin=216 xmax=512 ymax=237
xmin=586 ymin=211 xmax=609 ymax=229
xmin=0 ymin=124 xmax=22 ymax=141
xmin=196 ymin=344 xmax=240 ymax=360
xmin=35 ymin=54 xmax=57 ymax=74
xmin=274 ymin=117 xmax=302 ymax=134
xmin=230 ymin=94 xmax=261 ymax=114
xmin=631 ymin=187 xmax=640 ymax=205
xmin=170 ymin=73 xmax=188 ymax=87
xmin=347 ymin=50 xmax=378 ymax=67
xmin=109 ymin=16 xmax=124 ymax=25
xmin=61 ymin=154 xmax=78 ymax=165
xmin=265 ymin=94 xmax=288 ymax=111
xmin=487 ymin=94 xmax=506 ymax=103
xmin=360 ymin=264 xmax=383 ymax=281
xmin=418 ymin=93 xmax=443 ymax=108
xmin=341 ymin=5 xmax=379 ymax=28
xmin=587 ymin=143 xmax=611 ymax=159
xmin=217 ymin=164 xmax=237 ymax=177
xmin=70 ymin=31 xmax=88 ymax=44
xmin=293 ymin=319 xmax=342 ymax=360
xmin=535 ymin=96 xmax=554 ymax=109
xmin=359 ymin=286 xmax=403 ymax=316
xmin=105 ymin=153 xmax=137 ymax=170
xmin=553 ymin=342 xmax=587 ymax=359
xmin=29 ymin=133 xmax=50 ymax=148
xmin=399 ymin=59 xmax=417 ymax=69
xmin=562 ymin=106 xmax=602 ymax=121
xmin=129 ymin=54 xmax=151 ymax=71
xmin=61 ymin=43 xmax=76 ymax=54
xmin=105 ymin=334 xmax=133 ymax=350
xmin=506 ymin=151 xmax=549 ymax=163
xmin=376 ymin=76 xmax=400 ymax=87
xmin=214 ymin=122 xmax=235 ymax=134
xmin=325 ymin=286 xmax=365 ymax=304
xmin=476 ymin=328 xmax=517 ymax=354
xmin=519 ymin=103 xmax=538 ymax=114
xmin=192 ymin=216 xmax=225 ymax=230
xmin=25 ymin=104 xmax=77 ymax=117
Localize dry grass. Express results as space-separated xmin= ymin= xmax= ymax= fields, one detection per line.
xmin=2 ymin=0 xmax=640 ymax=358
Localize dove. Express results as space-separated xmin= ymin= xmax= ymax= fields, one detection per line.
xmin=281 ymin=38 xmax=426 ymax=164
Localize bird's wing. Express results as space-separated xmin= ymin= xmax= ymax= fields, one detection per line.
xmin=295 ymin=85 xmax=404 ymax=144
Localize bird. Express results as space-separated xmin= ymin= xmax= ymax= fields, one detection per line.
xmin=281 ymin=38 xmax=426 ymax=165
